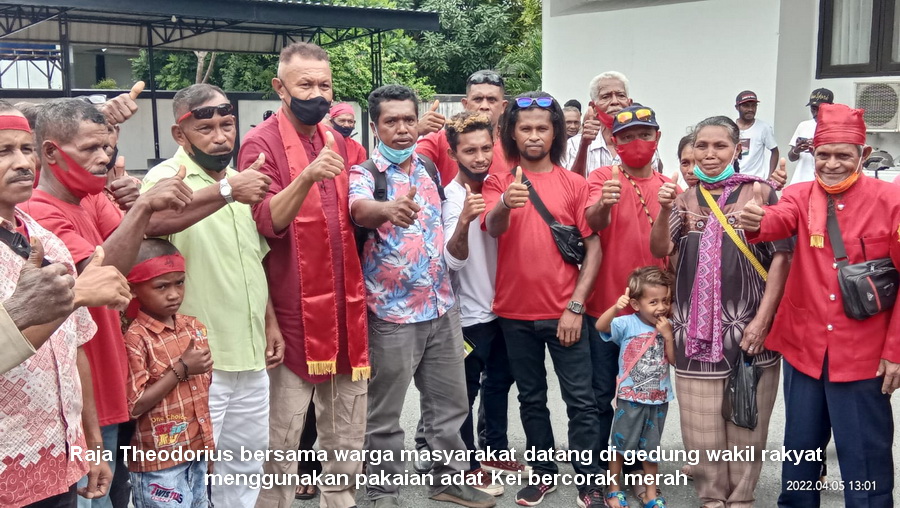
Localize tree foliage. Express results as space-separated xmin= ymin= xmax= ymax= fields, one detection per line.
xmin=130 ymin=0 xmax=539 ymax=100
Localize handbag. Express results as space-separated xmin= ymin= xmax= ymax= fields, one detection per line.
xmin=519 ymin=171 xmax=585 ymax=265
xmin=826 ymin=197 xmax=899 ymax=320
xmin=722 ymin=351 xmax=761 ymax=430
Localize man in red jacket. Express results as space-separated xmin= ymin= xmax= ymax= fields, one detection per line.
xmin=741 ymin=103 xmax=900 ymax=508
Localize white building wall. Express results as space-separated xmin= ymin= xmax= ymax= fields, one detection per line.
xmin=543 ymin=0 xmax=782 ymax=173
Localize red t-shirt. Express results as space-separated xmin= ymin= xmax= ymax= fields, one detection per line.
xmin=585 ymin=167 xmax=675 ymax=316
xmin=416 ymin=129 xmax=510 ymax=185
xmin=21 ymin=190 xmax=130 ymax=426
xmin=481 ymin=166 xmax=592 ymax=320
xmin=345 ymin=137 xmax=368 ymax=167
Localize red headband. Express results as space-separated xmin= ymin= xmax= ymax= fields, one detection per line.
xmin=127 ymin=254 xmax=186 ymax=284
xmin=814 ymin=103 xmax=866 ymax=147
xmin=329 ymin=102 xmax=354 ymax=118
xmin=0 ymin=115 xmax=32 ymax=133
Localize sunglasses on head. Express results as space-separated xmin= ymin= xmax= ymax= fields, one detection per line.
xmin=615 ymin=108 xmax=653 ymax=125
xmin=515 ymin=97 xmax=554 ymax=109
xmin=177 ymin=103 xmax=234 ymax=123
xmin=467 ymin=70 xmax=504 ymax=88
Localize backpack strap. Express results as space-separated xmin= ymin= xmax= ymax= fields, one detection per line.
xmin=418 ymin=154 xmax=446 ymax=201
xmin=359 ymin=159 xmax=387 ymax=202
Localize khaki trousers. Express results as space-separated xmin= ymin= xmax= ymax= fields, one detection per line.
xmin=676 ymin=363 xmax=780 ymax=508
xmin=256 ymin=366 xmax=367 ymax=508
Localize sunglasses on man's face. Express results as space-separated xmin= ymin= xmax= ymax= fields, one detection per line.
xmin=615 ymin=108 xmax=654 ymax=125
xmin=515 ymin=97 xmax=554 ymax=109
xmin=177 ymin=103 xmax=234 ymax=123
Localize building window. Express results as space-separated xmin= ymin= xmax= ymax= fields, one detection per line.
xmin=818 ymin=0 xmax=900 ymax=77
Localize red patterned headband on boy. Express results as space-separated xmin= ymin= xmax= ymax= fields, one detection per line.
xmin=0 ymin=115 xmax=32 ymax=133
xmin=127 ymin=254 xmax=186 ymax=284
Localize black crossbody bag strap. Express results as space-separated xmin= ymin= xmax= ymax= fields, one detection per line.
xmin=0 ymin=227 xmax=50 ymax=266
xmin=826 ymin=197 xmax=850 ymax=267
xmin=519 ymin=171 xmax=559 ymax=226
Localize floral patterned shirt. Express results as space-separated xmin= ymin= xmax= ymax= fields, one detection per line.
xmin=349 ymin=148 xmax=455 ymax=324
xmin=0 ymin=210 xmax=97 ymax=506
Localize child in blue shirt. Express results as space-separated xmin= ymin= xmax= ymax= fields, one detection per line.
xmin=596 ymin=266 xmax=675 ymax=508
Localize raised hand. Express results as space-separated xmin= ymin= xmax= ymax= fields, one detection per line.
xmin=100 ymin=81 xmax=143 ymax=125
xmin=105 ymin=156 xmax=140 ymax=211
xmin=461 ymin=183 xmax=486 ymax=224
xmin=581 ymin=104 xmax=601 ymax=143
xmin=302 ymin=131 xmax=343 ymax=185
xmin=503 ymin=166 xmax=529 ymax=209
xmin=417 ymin=99 xmax=445 ymax=136
xmin=140 ymin=164 xmax=193 ymax=213
xmin=770 ymin=157 xmax=787 ymax=187
xmin=74 ymin=246 xmax=131 ymax=311
xmin=229 ymin=153 xmax=271 ymax=205
xmin=601 ymin=165 xmax=623 ymax=206
xmin=739 ymin=182 xmax=767 ymax=232
xmin=658 ymin=173 xmax=679 ymax=210
xmin=386 ymin=186 xmax=421 ymax=228
xmin=5 ymin=238 xmax=76 ymax=329
xmin=615 ymin=287 xmax=631 ymax=311
xmin=181 ymin=332 xmax=213 ymax=375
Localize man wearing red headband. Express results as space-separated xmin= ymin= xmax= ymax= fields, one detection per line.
xmin=0 ymin=100 xmax=133 ymax=506
xmin=329 ymin=102 xmax=367 ymax=166
xmin=742 ymin=103 xmax=900 ymax=507
xmin=20 ymin=98 xmax=193 ymax=507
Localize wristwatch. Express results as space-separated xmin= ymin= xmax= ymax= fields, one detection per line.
xmin=219 ymin=178 xmax=234 ymax=204
xmin=566 ymin=300 xmax=585 ymax=315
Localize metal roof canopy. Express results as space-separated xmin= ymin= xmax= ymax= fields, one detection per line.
xmin=0 ymin=0 xmax=438 ymax=159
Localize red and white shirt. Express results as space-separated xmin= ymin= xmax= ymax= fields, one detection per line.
xmin=0 ymin=210 xmax=97 ymax=506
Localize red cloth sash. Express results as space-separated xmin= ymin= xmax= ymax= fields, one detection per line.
xmin=275 ymin=112 xmax=370 ymax=380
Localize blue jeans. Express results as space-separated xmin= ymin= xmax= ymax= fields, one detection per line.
xmin=499 ymin=317 xmax=602 ymax=490
xmin=130 ymin=460 xmax=208 ymax=508
xmin=76 ymin=424 xmax=119 ymax=508
xmin=460 ymin=319 xmax=515 ymax=470
xmin=778 ymin=359 xmax=894 ymax=508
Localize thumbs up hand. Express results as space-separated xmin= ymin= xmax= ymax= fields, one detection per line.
xmin=601 ymin=166 xmax=623 ymax=206
xmin=461 ymin=183 xmax=486 ymax=224
xmin=416 ymin=99 xmax=446 ymax=136
xmin=615 ymin=287 xmax=632 ymax=311
xmin=657 ymin=171 xmax=680 ymax=211
xmin=181 ymin=331 xmax=213 ymax=375
xmin=770 ymin=157 xmax=787 ymax=188
xmin=73 ymin=246 xmax=130 ymax=311
xmin=581 ymin=104 xmax=602 ymax=143
xmin=5 ymin=238 xmax=78 ymax=329
xmin=386 ymin=185 xmax=422 ymax=228
xmin=503 ymin=166 xmax=529 ymax=209
xmin=303 ymin=131 xmax=344 ymax=185
xmin=139 ymin=164 xmax=194 ymax=213
xmin=100 ymin=81 xmax=143 ymax=125
xmin=740 ymin=182 xmax=768 ymax=232
xmin=106 ymin=156 xmax=140 ymax=212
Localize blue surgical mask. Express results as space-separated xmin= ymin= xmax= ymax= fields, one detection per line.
xmin=378 ymin=141 xmax=417 ymax=165
xmin=693 ymin=164 xmax=734 ymax=184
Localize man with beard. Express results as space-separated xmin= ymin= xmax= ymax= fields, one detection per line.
xmin=141 ymin=83 xmax=278 ymax=507
xmin=417 ymin=70 xmax=510 ymax=184
xmin=330 ymin=102 xmax=367 ymax=166
xmin=565 ymin=71 xmax=661 ymax=177
xmin=734 ymin=90 xmax=779 ymax=179
xmin=240 ymin=42 xmax=369 ymax=508
xmin=482 ymin=92 xmax=605 ymax=507
xmin=20 ymin=97 xmax=192 ymax=507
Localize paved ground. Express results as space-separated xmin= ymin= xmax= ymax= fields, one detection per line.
xmin=293 ymin=358 xmax=900 ymax=507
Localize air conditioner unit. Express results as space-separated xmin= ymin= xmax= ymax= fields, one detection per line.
xmin=855 ymin=82 xmax=900 ymax=132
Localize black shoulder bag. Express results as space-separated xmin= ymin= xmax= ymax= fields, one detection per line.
xmin=827 ymin=196 xmax=899 ymax=320
xmin=519 ymin=171 xmax=586 ymax=265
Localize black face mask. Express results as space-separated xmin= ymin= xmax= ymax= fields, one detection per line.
xmin=332 ymin=123 xmax=354 ymax=138
xmin=457 ymin=161 xmax=488 ymax=182
xmin=284 ymin=92 xmax=330 ymax=126
xmin=105 ymin=145 xmax=119 ymax=172
xmin=188 ymin=143 xmax=234 ymax=172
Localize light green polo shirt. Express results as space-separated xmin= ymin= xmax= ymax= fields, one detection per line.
xmin=142 ymin=147 xmax=269 ymax=372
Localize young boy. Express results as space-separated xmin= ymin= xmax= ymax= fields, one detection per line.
xmin=595 ymin=266 xmax=675 ymax=508
xmin=124 ymin=238 xmax=214 ymax=507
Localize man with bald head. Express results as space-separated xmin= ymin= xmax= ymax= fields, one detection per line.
xmin=142 ymin=83 xmax=277 ymax=507
xmin=239 ymin=42 xmax=369 ymax=508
